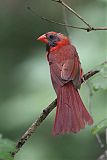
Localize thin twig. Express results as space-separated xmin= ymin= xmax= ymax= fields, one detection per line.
xmin=96 ymin=133 xmax=104 ymax=148
xmin=50 ymin=0 xmax=107 ymax=32
xmin=62 ymin=5 xmax=69 ymax=37
xmin=27 ymin=6 xmax=107 ymax=32
xmin=11 ymin=99 xmax=57 ymax=157
xmin=93 ymin=27 xmax=107 ymax=31
xmin=11 ymin=68 xmax=100 ymax=157
xmin=41 ymin=16 xmax=107 ymax=32
xmin=52 ymin=0 xmax=107 ymax=32
xmin=27 ymin=6 xmax=89 ymax=31
xmin=52 ymin=0 xmax=92 ymax=29
xmin=41 ymin=17 xmax=107 ymax=32
xmin=41 ymin=16 xmax=89 ymax=30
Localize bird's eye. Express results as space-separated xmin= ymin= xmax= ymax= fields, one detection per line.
xmin=49 ymin=35 xmax=54 ymax=39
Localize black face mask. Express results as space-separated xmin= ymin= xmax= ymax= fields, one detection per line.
xmin=46 ymin=34 xmax=60 ymax=52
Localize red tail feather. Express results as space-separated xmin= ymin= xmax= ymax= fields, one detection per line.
xmin=52 ymin=83 xmax=93 ymax=136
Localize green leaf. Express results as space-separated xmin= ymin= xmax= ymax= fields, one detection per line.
xmin=91 ymin=118 xmax=107 ymax=135
xmin=92 ymin=63 xmax=107 ymax=91
xmin=0 ymin=134 xmax=16 ymax=160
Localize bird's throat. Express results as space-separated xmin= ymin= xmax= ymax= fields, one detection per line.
xmin=46 ymin=39 xmax=70 ymax=52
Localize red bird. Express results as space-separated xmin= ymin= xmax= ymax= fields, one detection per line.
xmin=38 ymin=31 xmax=93 ymax=135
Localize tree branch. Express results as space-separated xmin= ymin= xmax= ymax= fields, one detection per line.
xmin=41 ymin=16 xmax=107 ymax=32
xmin=52 ymin=0 xmax=92 ymax=29
xmin=11 ymin=68 xmax=100 ymax=157
xmin=41 ymin=17 xmax=107 ymax=32
xmin=27 ymin=6 xmax=107 ymax=32
xmin=51 ymin=0 xmax=107 ymax=32
xmin=27 ymin=6 xmax=88 ymax=31
xmin=41 ymin=16 xmax=89 ymax=30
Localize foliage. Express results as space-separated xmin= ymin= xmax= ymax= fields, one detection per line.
xmin=92 ymin=118 xmax=107 ymax=135
xmin=0 ymin=135 xmax=15 ymax=160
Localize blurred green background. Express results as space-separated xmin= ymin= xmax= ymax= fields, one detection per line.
xmin=0 ymin=0 xmax=107 ymax=160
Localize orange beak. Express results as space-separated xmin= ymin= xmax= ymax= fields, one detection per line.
xmin=37 ymin=34 xmax=48 ymax=43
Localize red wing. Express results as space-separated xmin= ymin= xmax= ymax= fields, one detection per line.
xmin=48 ymin=44 xmax=82 ymax=89
xmin=61 ymin=45 xmax=82 ymax=89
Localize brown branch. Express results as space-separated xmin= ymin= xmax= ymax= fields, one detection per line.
xmin=41 ymin=17 xmax=107 ymax=32
xmin=41 ymin=16 xmax=89 ymax=30
xmin=11 ymin=68 xmax=100 ymax=157
xmin=27 ymin=6 xmax=107 ymax=32
xmin=27 ymin=6 xmax=88 ymax=31
xmin=93 ymin=27 xmax=107 ymax=31
xmin=51 ymin=0 xmax=107 ymax=32
xmin=11 ymin=99 xmax=57 ymax=157
xmin=52 ymin=0 xmax=92 ymax=29
xmin=62 ymin=3 xmax=69 ymax=37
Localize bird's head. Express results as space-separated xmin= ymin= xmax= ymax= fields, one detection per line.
xmin=37 ymin=31 xmax=70 ymax=52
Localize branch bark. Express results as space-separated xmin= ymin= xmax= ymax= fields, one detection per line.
xmin=52 ymin=0 xmax=92 ymax=29
xmin=27 ymin=4 xmax=107 ymax=32
xmin=41 ymin=17 xmax=107 ymax=32
xmin=40 ymin=0 xmax=107 ymax=32
xmin=51 ymin=0 xmax=107 ymax=32
xmin=11 ymin=68 xmax=100 ymax=157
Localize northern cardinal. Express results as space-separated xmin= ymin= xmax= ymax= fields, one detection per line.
xmin=38 ymin=31 xmax=93 ymax=135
